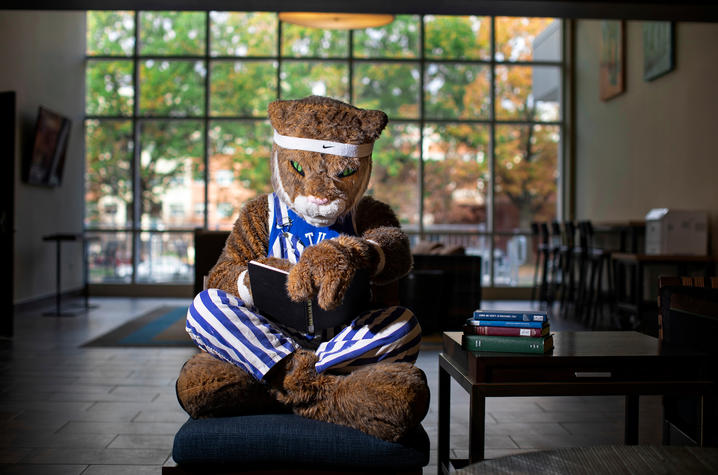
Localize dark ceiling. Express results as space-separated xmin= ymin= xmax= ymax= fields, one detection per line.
xmin=3 ymin=0 xmax=718 ymax=22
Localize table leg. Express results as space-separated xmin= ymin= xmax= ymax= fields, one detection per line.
xmin=633 ymin=263 xmax=644 ymax=329
xmin=438 ymin=361 xmax=450 ymax=475
xmin=630 ymin=227 xmax=639 ymax=253
xmin=83 ymin=236 xmax=89 ymax=309
xmin=699 ymin=394 xmax=705 ymax=447
xmin=468 ymin=386 xmax=485 ymax=463
xmin=54 ymin=239 xmax=61 ymax=315
xmin=625 ymin=394 xmax=639 ymax=445
xmin=43 ymin=239 xmax=75 ymax=317
xmin=80 ymin=237 xmax=98 ymax=311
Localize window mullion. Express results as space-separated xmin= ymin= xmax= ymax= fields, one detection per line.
xmin=418 ymin=16 xmax=426 ymax=240
xmin=488 ymin=16 xmax=497 ymax=288
xmin=203 ymin=12 xmax=211 ymax=230
xmin=348 ymin=29 xmax=354 ymax=103
xmin=277 ymin=18 xmax=282 ymax=99
xmin=131 ymin=10 xmax=141 ymax=285
xmin=560 ymin=19 xmax=570 ymax=222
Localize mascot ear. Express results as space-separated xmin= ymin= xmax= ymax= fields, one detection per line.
xmin=268 ymin=96 xmax=388 ymax=144
xmin=357 ymin=108 xmax=388 ymax=142
xmin=267 ymin=100 xmax=289 ymax=130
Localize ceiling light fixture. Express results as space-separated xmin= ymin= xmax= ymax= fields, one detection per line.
xmin=278 ymin=12 xmax=395 ymax=30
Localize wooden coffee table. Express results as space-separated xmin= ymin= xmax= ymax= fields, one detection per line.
xmin=438 ymin=331 xmax=713 ymax=475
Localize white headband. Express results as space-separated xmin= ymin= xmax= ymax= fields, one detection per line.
xmin=273 ymin=129 xmax=374 ymax=158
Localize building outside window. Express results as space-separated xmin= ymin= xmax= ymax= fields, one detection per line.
xmin=84 ymin=11 xmax=563 ymax=290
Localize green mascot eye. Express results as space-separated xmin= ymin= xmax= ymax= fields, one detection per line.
xmin=290 ymin=160 xmax=304 ymax=175
xmin=338 ymin=167 xmax=356 ymax=178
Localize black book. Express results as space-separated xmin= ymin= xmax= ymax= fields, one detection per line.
xmin=248 ymin=260 xmax=371 ymax=334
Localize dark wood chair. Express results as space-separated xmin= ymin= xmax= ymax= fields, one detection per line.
xmin=193 ymin=227 xmax=403 ymax=308
xmin=400 ymin=254 xmax=482 ymax=333
xmin=193 ymin=228 xmax=231 ymax=295
xmin=658 ymin=276 xmax=718 ymax=446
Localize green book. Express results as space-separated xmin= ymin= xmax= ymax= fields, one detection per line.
xmin=462 ymin=334 xmax=554 ymax=354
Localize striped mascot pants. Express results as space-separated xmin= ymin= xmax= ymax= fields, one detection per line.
xmin=185 ymin=288 xmax=423 ymax=380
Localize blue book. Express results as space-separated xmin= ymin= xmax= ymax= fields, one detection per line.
xmin=471 ymin=309 xmax=549 ymax=323
xmin=468 ymin=319 xmax=547 ymax=329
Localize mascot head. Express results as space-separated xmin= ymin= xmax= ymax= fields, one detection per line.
xmin=267 ymin=96 xmax=388 ymax=227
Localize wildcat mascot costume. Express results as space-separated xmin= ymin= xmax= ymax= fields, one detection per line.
xmin=176 ymin=96 xmax=429 ymax=442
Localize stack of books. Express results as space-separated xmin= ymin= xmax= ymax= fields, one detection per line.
xmin=462 ymin=309 xmax=554 ymax=354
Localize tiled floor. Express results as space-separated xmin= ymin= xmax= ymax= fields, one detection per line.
xmin=0 ymin=297 xmax=662 ymax=474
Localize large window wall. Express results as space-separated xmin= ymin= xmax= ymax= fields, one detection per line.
xmin=85 ymin=11 xmax=563 ymax=288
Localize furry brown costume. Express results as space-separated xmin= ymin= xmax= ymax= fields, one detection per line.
xmin=176 ymin=96 xmax=429 ymax=443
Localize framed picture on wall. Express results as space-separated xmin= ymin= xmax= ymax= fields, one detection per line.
xmin=599 ymin=20 xmax=625 ymax=101
xmin=643 ymin=22 xmax=675 ymax=81
xmin=23 ymin=106 xmax=72 ymax=188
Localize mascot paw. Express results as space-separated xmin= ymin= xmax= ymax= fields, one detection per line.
xmin=287 ymin=236 xmax=377 ymax=310
xmin=328 ymin=363 xmax=430 ymax=442
xmin=176 ymin=352 xmax=286 ymax=418
xmin=287 ymin=241 xmax=356 ymax=310
xmin=267 ymin=350 xmax=429 ymax=442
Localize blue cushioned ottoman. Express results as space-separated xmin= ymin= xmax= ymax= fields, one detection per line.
xmin=170 ymin=414 xmax=430 ymax=472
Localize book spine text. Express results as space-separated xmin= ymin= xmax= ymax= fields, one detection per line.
xmin=462 ymin=334 xmax=549 ymax=354
xmin=471 ymin=311 xmax=548 ymax=322
xmin=463 ymin=325 xmax=546 ymax=337
xmin=469 ymin=320 xmax=546 ymax=329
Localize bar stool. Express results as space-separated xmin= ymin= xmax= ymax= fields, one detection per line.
xmin=574 ymin=222 xmax=592 ymax=324
xmin=546 ymin=221 xmax=563 ymax=303
xmin=531 ymin=222 xmax=552 ymax=305
xmin=558 ymin=221 xmax=577 ymax=313
xmin=577 ymin=221 xmax=614 ymax=329
xmin=530 ymin=222 xmax=546 ymax=303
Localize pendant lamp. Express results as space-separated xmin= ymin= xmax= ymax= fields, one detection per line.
xmin=278 ymin=12 xmax=395 ymax=30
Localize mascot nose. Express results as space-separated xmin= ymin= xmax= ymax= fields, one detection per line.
xmin=307 ymin=195 xmax=328 ymax=205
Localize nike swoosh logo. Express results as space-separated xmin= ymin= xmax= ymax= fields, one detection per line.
xmin=322 ymin=145 xmax=334 ymax=149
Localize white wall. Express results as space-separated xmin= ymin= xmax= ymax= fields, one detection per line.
xmin=574 ymin=21 xmax=718 ymax=255
xmin=0 ymin=11 xmax=86 ymax=304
